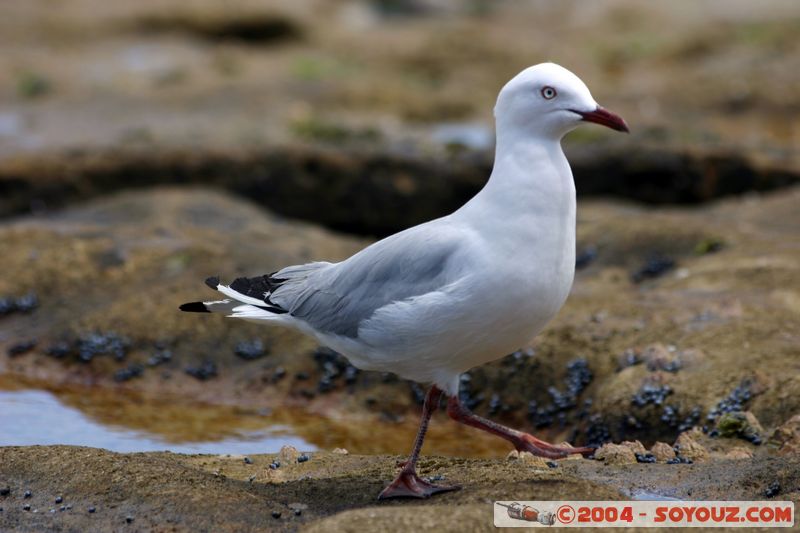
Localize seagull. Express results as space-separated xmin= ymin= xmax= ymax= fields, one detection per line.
xmin=180 ymin=62 xmax=628 ymax=499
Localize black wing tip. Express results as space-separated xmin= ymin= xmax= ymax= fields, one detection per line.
xmin=180 ymin=301 xmax=211 ymax=313
xmin=205 ymin=276 xmax=220 ymax=290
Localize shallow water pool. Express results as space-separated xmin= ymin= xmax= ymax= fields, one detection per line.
xmin=0 ymin=388 xmax=313 ymax=454
xmin=0 ymin=376 xmax=510 ymax=457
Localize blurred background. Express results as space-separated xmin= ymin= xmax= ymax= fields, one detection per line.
xmin=0 ymin=0 xmax=798 ymax=458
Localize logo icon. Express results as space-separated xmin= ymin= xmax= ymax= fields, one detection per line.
xmin=496 ymin=502 xmax=556 ymax=525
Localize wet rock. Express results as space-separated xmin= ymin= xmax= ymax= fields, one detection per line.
xmin=666 ymin=456 xmax=694 ymax=465
xmin=674 ymin=432 xmax=709 ymax=463
xmin=617 ymin=349 xmax=641 ymax=370
xmin=7 ymin=340 xmax=36 ymax=357
xmin=0 ymin=298 xmax=15 ymax=315
xmin=594 ymin=444 xmax=637 ymax=465
xmin=526 ymin=358 xmax=592 ymax=429
xmin=2 ymin=187 xmax=800 ymax=451
xmin=635 ymin=452 xmax=657 ymax=464
xmin=114 ymin=364 xmax=144 ymax=383
xmin=297 ymin=454 xmax=310 ymax=463
xmin=584 ymin=415 xmax=613 ymax=448
xmin=23 ymin=490 xmax=32 ymax=498
xmin=0 ymin=293 xmax=39 ymax=316
xmin=234 ymin=340 xmax=267 ymax=360
xmin=631 ymin=255 xmax=675 ymax=283
xmin=15 ymin=293 xmax=39 ymax=312
xmin=716 ymin=411 xmax=764 ymax=444
xmin=768 ymin=414 xmax=800 ymax=456
xmin=278 ymin=445 xmax=300 ymax=463
xmin=0 ymin=486 xmax=10 ymax=496
xmin=185 ymin=361 xmax=218 ymax=381
xmin=632 ymin=382 xmax=672 ymax=407
xmin=650 ymin=442 xmax=676 ymax=462
xmin=764 ymin=481 xmax=780 ymax=498
xmin=74 ymin=332 xmax=130 ymax=363
xmin=146 ymin=348 xmax=172 ymax=367
xmin=137 ymin=12 xmax=303 ymax=46
xmin=707 ymin=380 xmax=754 ymax=422
xmin=45 ymin=341 xmax=72 ymax=359
xmin=575 ymin=245 xmax=597 ymax=270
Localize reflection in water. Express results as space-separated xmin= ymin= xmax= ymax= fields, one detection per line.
xmin=0 ymin=376 xmax=509 ymax=457
xmin=0 ymin=388 xmax=313 ymax=454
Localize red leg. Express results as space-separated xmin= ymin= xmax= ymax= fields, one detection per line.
xmin=447 ymin=396 xmax=594 ymax=459
xmin=379 ymin=386 xmax=461 ymax=499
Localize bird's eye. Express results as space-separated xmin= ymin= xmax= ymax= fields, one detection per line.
xmin=541 ymin=86 xmax=557 ymax=100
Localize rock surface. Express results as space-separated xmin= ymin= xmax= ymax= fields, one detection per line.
xmin=0 ymin=446 xmax=797 ymax=532
xmin=2 ymin=146 xmax=795 ymax=236
xmin=1 ymin=186 xmax=800 ymax=452
xmin=770 ymin=414 xmax=800 ymax=456
xmin=674 ymin=432 xmax=710 ymax=463
xmin=1 ymin=0 xmax=798 ymax=235
xmin=649 ymin=442 xmax=676 ymax=463
xmin=594 ymin=443 xmax=637 ymax=465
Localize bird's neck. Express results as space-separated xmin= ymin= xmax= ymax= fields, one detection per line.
xmin=461 ymin=134 xmax=576 ymax=223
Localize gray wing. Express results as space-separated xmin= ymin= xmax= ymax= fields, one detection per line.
xmin=269 ymin=221 xmax=465 ymax=338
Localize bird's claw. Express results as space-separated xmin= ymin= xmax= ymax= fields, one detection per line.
xmin=378 ymin=470 xmax=460 ymax=499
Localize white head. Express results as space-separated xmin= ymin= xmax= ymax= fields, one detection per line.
xmin=494 ymin=63 xmax=628 ymax=141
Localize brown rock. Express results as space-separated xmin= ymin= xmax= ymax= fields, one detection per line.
xmin=674 ymin=432 xmax=709 ymax=463
xmin=650 ymin=442 xmax=676 ymax=462
xmin=725 ymin=447 xmax=753 ymax=460
xmin=769 ymin=414 xmax=800 ymax=456
xmin=620 ymin=440 xmax=647 ymax=455
xmin=518 ymin=451 xmax=550 ymax=468
xmin=594 ymin=444 xmax=637 ymax=465
xmin=641 ymin=344 xmax=672 ymax=371
xmin=278 ymin=445 xmax=300 ymax=463
xmin=716 ymin=411 xmax=764 ymax=441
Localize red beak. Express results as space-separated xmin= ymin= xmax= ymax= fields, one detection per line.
xmin=572 ymin=106 xmax=629 ymax=133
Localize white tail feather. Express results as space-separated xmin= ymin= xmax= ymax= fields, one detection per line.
xmin=216 ymin=284 xmax=268 ymax=306
xmin=228 ymin=304 xmax=282 ymax=320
